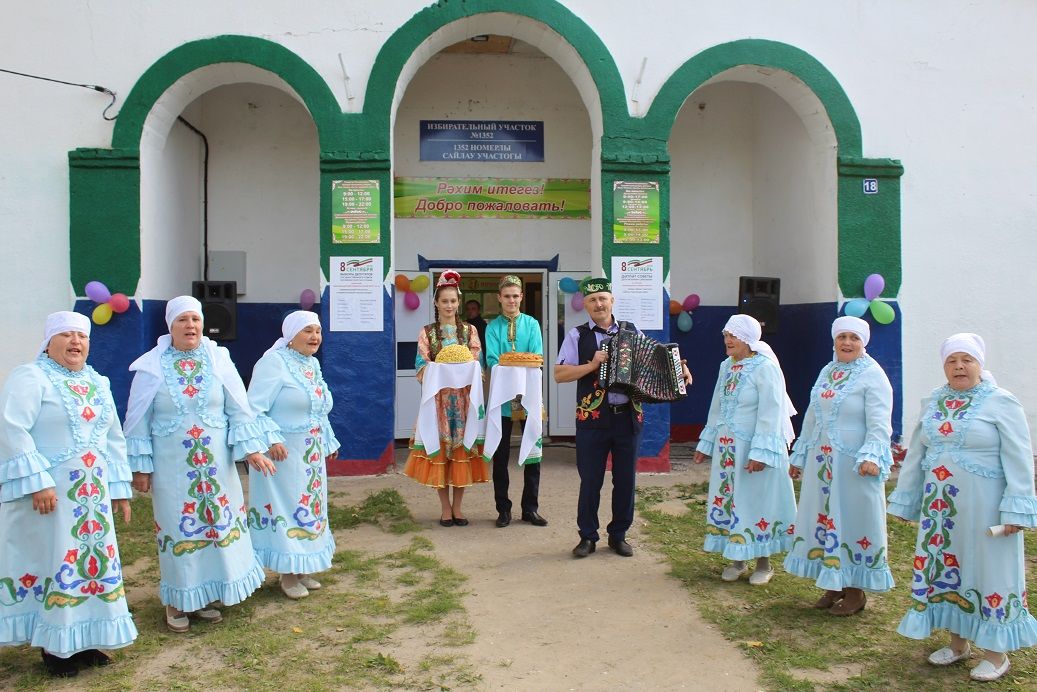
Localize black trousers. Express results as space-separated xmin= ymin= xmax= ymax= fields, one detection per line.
xmin=491 ymin=416 xmax=541 ymax=514
xmin=574 ymin=409 xmax=641 ymax=542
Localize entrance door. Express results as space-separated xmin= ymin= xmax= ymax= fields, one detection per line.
xmin=547 ymin=271 xmax=588 ymax=436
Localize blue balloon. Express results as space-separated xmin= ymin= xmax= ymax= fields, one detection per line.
xmin=559 ymin=277 xmax=579 ymax=294
xmin=844 ymin=298 xmax=870 ymax=318
xmin=677 ymin=311 xmax=693 ymax=332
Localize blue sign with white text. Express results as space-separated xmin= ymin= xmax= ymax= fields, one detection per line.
xmin=420 ymin=120 xmax=545 ymax=162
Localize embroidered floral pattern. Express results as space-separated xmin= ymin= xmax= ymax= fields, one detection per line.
xmin=706 ymin=436 xmax=739 ymax=537
xmin=248 ymin=426 xmax=327 ymax=541
xmin=908 ymin=466 xmax=972 ymax=614
xmin=576 ymin=379 xmax=606 ymax=421
xmin=173 ymin=357 xmax=204 ymax=399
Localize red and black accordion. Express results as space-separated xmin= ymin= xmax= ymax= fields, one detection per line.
xmin=599 ymin=327 xmax=687 ymax=403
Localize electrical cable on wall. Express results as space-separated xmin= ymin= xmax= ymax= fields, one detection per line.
xmin=176 ymin=116 xmax=211 ymax=281
xmin=0 ymin=67 xmax=118 ymax=120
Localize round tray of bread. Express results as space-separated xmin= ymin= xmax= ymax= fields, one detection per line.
xmin=435 ymin=344 xmax=475 ymax=363
xmin=499 ymin=351 xmax=544 ymax=368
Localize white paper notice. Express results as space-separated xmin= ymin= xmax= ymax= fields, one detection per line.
xmin=611 ymin=256 xmax=663 ymax=330
xmin=329 ymin=256 xmax=384 ymax=331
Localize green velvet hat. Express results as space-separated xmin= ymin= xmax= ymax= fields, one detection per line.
xmin=579 ymin=277 xmax=611 ymax=296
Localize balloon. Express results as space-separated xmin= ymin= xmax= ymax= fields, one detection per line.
xmin=85 ymin=281 xmax=111 ymax=303
xmin=668 ymin=300 xmax=682 ymax=316
xmin=92 ymin=303 xmax=113 ymax=325
xmin=394 ymin=274 xmax=411 ymax=292
xmin=410 ymin=274 xmax=429 ymax=292
xmin=404 ymin=291 xmax=420 ymax=310
xmin=863 ymin=273 xmax=885 ymax=301
xmin=109 ymin=293 xmax=130 ymax=313
xmin=682 ymin=294 xmax=700 ymax=311
xmin=570 ymin=293 xmax=584 ymax=311
xmin=844 ymin=298 xmax=870 ymax=318
xmin=300 ymin=289 xmax=316 ymax=310
xmin=677 ymin=311 xmax=693 ymax=332
xmin=559 ymin=277 xmax=579 ymax=294
xmin=870 ymin=299 xmax=896 ymax=325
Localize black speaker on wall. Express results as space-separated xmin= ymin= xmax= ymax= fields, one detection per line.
xmin=191 ymin=281 xmax=237 ymax=341
xmin=738 ymin=276 xmax=780 ymax=334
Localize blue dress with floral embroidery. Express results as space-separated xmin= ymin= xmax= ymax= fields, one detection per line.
xmin=246 ymin=348 xmax=339 ymax=575
xmin=0 ymin=356 xmax=137 ymax=656
xmin=695 ymin=354 xmax=797 ymax=560
xmin=888 ymin=382 xmax=1037 ymax=652
xmin=784 ymin=354 xmax=895 ymax=592
xmin=125 ymin=346 xmax=268 ymax=612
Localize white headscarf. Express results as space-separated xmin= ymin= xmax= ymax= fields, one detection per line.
xmin=940 ymin=332 xmax=995 ymax=385
xmin=124 ymin=295 xmax=253 ymax=435
xmin=38 ymin=311 xmax=91 ymax=355
xmin=263 ymin=311 xmax=321 ymax=357
xmin=723 ymin=314 xmax=798 ymax=444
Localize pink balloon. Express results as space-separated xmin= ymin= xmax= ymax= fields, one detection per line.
xmin=863 ymin=273 xmax=885 ymax=301
xmin=404 ymin=291 xmax=420 ymax=310
xmin=300 ymin=289 xmax=316 ymax=310
xmin=682 ymin=294 xmax=700 ymax=311
xmin=570 ymin=293 xmax=584 ymax=311
xmin=108 ymin=293 xmax=130 ymax=313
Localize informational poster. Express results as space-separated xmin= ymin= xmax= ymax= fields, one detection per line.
xmin=329 ymin=256 xmax=384 ymax=331
xmin=420 ymin=120 xmax=544 ymax=162
xmin=394 ymin=177 xmax=590 ymax=220
xmin=331 ymin=180 xmax=380 ymax=244
xmin=613 ymin=180 xmax=660 ymax=244
xmin=611 ymin=256 xmax=663 ymax=330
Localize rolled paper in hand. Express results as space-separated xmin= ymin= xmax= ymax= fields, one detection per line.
xmin=987 ymin=525 xmax=1007 ymax=537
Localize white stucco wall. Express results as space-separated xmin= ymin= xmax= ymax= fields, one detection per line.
xmin=2 ymin=0 xmax=1037 ymax=436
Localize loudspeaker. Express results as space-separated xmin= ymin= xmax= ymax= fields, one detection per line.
xmin=738 ymin=276 xmax=780 ymax=334
xmin=191 ymin=281 xmax=237 ymax=341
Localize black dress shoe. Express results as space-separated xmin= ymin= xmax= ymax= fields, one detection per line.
xmin=439 ymin=517 xmax=454 ymax=527
xmin=607 ymin=536 xmax=634 ymax=557
xmin=572 ymin=538 xmax=596 ymax=558
xmin=452 ymin=516 xmax=470 ymax=527
xmin=495 ymin=511 xmax=511 ymax=528
xmin=72 ymin=649 xmax=112 ymax=667
xmin=521 ymin=512 xmax=548 ymax=527
xmin=41 ymin=650 xmax=79 ymax=678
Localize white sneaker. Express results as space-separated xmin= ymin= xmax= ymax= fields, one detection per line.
xmin=298 ymin=575 xmax=322 ymax=590
xmin=928 ymin=644 xmax=971 ymax=666
xmin=970 ymin=656 xmax=1009 ymax=682
xmin=195 ymin=607 xmax=222 ymax=623
xmin=721 ymin=564 xmax=749 ymax=582
xmin=749 ymin=568 xmax=774 ymax=586
xmin=280 ymin=575 xmax=310 ymax=600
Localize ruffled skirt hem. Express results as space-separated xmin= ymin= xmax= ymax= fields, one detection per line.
xmin=783 ymin=554 xmax=895 ymax=592
xmin=254 ymin=535 xmax=336 ymax=574
xmin=704 ymin=533 xmax=792 ymax=560
xmin=159 ymin=561 xmax=265 ymax=611
xmin=897 ymin=602 xmax=1037 ymax=653
xmin=404 ymin=444 xmax=489 ymax=488
xmin=0 ymin=612 xmax=138 ymax=656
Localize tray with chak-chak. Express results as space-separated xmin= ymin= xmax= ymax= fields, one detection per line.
xmin=498 ymin=351 xmax=544 ymax=368
xmin=599 ymin=325 xmax=687 ymax=403
xmin=434 ymin=344 xmax=475 ymax=363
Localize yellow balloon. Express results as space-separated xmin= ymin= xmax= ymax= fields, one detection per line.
xmin=410 ymin=274 xmax=430 ymax=292
xmin=92 ymin=303 xmax=113 ymax=325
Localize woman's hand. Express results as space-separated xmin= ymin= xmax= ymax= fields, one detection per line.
xmin=693 ymin=451 xmax=710 ymax=465
xmin=113 ymin=498 xmax=132 ymax=524
xmin=132 ymin=472 xmax=152 ymax=493
xmin=326 ymin=450 xmax=339 ymax=464
xmin=31 ymin=488 xmax=57 ymax=515
xmin=789 ymin=466 xmax=802 ymax=480
xmin=1003 ymin=524 xmax=1023 ymax=536
xmin=858 ymin=461 xmax=880 ymax=477
xmin=268 ymin=443 xmax=288 ymax=461
xmin=745 ymin=459 xmax=766 ymax=473
xmin=247 ymin=453 xmax=277 ymax=476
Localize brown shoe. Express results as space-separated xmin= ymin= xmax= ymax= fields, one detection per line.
xmin=829 ymin=589 xmax=866 ymax=616
xmin=813 ymin=590 xmax=845 ymax=609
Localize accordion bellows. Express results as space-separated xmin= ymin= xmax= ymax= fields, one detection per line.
xmin=599 ymin=327 xmax=687 ymax=403
xmin=499 ymin=351 xmax=543 ymax=367
xmin=435 ymin=344 xmax=475 ymax=363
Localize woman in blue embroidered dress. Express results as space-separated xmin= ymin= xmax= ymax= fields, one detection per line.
xmin=693 ymin=314 xmax=797 ymax=585
xmin=888 ymin=333 xmax=1037 ymax=682
xmin=246 ymin=311 xmax=339 ymax=600
xmin=784 ymin=316 xmax=894 ymax=616
xmin=0 ymin=311 xmax=137 ymax=677
xmin=125 ymin=296 xmax=276 ymax=633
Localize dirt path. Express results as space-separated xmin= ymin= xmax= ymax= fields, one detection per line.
xmin=331 ymin=444 xmax=761 ymax=691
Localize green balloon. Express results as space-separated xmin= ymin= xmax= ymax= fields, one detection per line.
xmin=870 ymin=300 xmax=895 ymax=325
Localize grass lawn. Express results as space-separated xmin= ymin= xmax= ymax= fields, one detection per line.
xmin=637 ymin=480 xmax=1037 ymax=691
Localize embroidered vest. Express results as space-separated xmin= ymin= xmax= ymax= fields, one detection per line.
xmin=574 ymin=321 xmax=643 ymax=432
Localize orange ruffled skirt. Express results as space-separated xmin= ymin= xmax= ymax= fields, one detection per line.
xmin=404 ymin=386 xmax=489 ymax=488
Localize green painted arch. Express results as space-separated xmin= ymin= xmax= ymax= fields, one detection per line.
xmin=362 ymin=0 xmax=628 ymax=152
xmin=111 ymin=35 xmax=346 ymax=152
xmin=643 ymin=39 xmax=862 ymax=157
